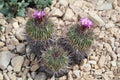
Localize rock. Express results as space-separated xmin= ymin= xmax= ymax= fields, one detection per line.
xmin=67 ymin=0 xmax=75 ymax=4
xmin=80 ymin=64 xmax=91 ymax=72
xmin=88 ymin=60 xmax=97 ymax=65
xmin=6 ymin=38 xmax=19 ymax=50
xmin=89 ymin=12 xmax=105 ymax=26
xmin=59 ymin=76 xmax=67 ymax=80
xmin=98 ymin=55 xmax=106 ymax=68
xmin=118 ymin=0 xmax=120 ymax=7
xmin=11 ymin=56 xmax=24 ymax=72
xmin=108 ymin=51 xmax=117 ymax=60
xmin=105 ymin=21 xmax=115 ymax=29
xmin=73 ymin=70 xmax=80 ymax=78
xmin=104 ymin=43 xmax=112 ymax=52
xmin=63 ymin=8 xmax=75 ymax=21
xmin=111 ymin=61 xmax=117 ymax=67
xmin=50 ymin=8 xmax=63 ymax=17
xmin=3 ymin=71 xmax=10 ymax=80
xmin=16 ymin=17 xmax=26 ymax=24
xmin=0 ymin=19 xmax=7 ymax=25
xmin=99 ymin=31 xmax=105 ymax=39
xmin=0 ymin=72 xmax=3 ymax=80
xmin=7 ymin=72 xmax=16 ymax=80
xmin=30 ymin=63 xmax=39 ymax=72
xmin=34 ymin=72 xmax=47 ymax=80
xmin=68 ymin=71 xmax=74 ymax=80
xmin=16 ymin=77 xmax=22 ymax=80
xmin=0 ymin=51 xmax=12 ymax=70
xmin=4 ymin=24 xmax=12 ymax=34
xmin=7 ymin=65 xmax=13 ymax=72
xmin=16 ymin=43 xmax=25 ymax=54
xmin=12 ymin=22 xmax=19 ymax=29
xmin=23 ymin=59 xmax=30 ymax=67
xmin=116 ymin=48 xmax=120 ymax=54
xmin=96 ymin=3 xmax=113 ymax=10
xmin=95 ymin=69 xmax=102 ymax=75
xmin=28 ymin=77 xmax=33 ymax=80
xmin=73 ymin=65 xmax=79 ymax=70
xmin=0 ymin=13 xmax=4 ymax=18
xmin=0 ymin=35 xmax=5 ymax=42
xmin=44 ymin=7 xmax=50 ymax=14
xmin=15 ymin=28 xmax=26 ymax=41
xmin=59 ymin=0 xmax=68 ymax=7
xmin=0 ymin=42 xmax=5 ymax=47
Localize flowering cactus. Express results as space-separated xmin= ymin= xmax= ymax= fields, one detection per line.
xmin=67 ymin=18 xmax=94 ymax=51
xmin=26 ymin=10 xmax=53 ymax=41
xmin=42 ymin=46 xmax=68 ymax=71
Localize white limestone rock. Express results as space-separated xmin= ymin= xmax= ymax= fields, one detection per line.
xmin=11 ymin=56 xmax=24 ymax=72
xmin=0 ymin=51 xmax=12 ymax=70
xmin=89 ymin=12 xmax=105 ymax=26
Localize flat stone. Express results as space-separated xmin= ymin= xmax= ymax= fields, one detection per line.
xmin=11 ymin=56 xmax=24 ymax=72
xmin=104 ymin=43 xmax=112 ymax=52
xmin=67 ymin=0 xmax=75 ymax=4
xmin=0 ymin=72 xmax=3 ymax=80
xmin=16 ymin=43 xmax=25 ymax=54
xmin=12 ymin=22 xmax=19 ymax=29
xmin=59 ymin=76 xmax=67 ymax=80
xmin=116 ymin=48 xmax=120 ymax=54
xmin=68 ymin=71 xmax=74 ymax=80
xmin=80 ymin=64 xmax=91 ymax=72
xmin=98 ymin=55 xmax=106 ymax=68
xmin=63 ymin=8 xmax=75 ymax=21
xmin=30 ymin=63 xmax=39 ymax=72
xmin=16 ymin=17 xmax=26 ymax=24
xmin=59 ymin=0 xmax=68 ymax=7
xmin=0 ymin=51 xmax=12 ymax=70
xmin=118 ymin=0 xmax=120 ymax=7
xmin=73 ymin=70 xmax=81 ymax=78
xmin=15 ymin=28 xmax=26 ymax=41
xmin=35 ymin=72 xmax=47 ymax=80
xmin=99 ymin=31 xmax=105 ymax=39
xmin=50 ymin=8 xmax=63 ymax=17
xmin=3 ymin=71 xmax=10 ymax=80
xmin=95 ymin=69 xmax=102 ymax=75
xmin=88 ymin=60 xmax=97 ymax=65
xmin=96 ymin=3 xmax=113 ymax=10
xmin=0 ymin=42 xmax=5 ymax=47
xmin=111 ymin=61 xmax=117 ymax=67
xmin=105 ymin=21 xmax=115 ymax=29
xmin=7 ymin=72 xmax=16 ymax=80
xmin=7 ymin=65 xmax=13 ymax=72
xmin=89 ymin=12 xmax=105 ymax=26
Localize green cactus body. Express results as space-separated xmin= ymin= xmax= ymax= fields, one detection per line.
xmin=42 ymin=46 xmax=68 ymax=71
xmin=67 ymin=24 xmax=94 ymax=51
xmin=26 ymin=18 xmax=53 ymax=41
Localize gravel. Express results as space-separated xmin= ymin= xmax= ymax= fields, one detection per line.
xmin=0 ymin=0 xmax=119 ymax=80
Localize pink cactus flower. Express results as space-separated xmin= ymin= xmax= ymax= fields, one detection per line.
xmin=80 ymin=18 xmax=93 ymax=29
xmin=33 ymin=10 xmax=45 ymax=19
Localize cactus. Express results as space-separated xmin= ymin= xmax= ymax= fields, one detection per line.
xmin=42 ymin=46 xmax=68 ymax=71
xmin=67 ymin=18 xmax=94 ymax=51
xmin=26 ymin=10 xmax=53 ymax=41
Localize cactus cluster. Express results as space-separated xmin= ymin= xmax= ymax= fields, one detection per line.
xmin=67 ymin=18 xmax=94 ymax=51
xmin=42 ymin=46 xmax=68 ymax=71
xmin=26 ymin=10 xmax=53 ymax=41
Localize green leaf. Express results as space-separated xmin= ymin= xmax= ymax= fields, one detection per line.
xmin=17 ymin=8 xmax=25 ymax=16
xmin=0 ymin=1 xmax=4 ymax=9
xmin=10 ymin=0 xmax=18 ymax=3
